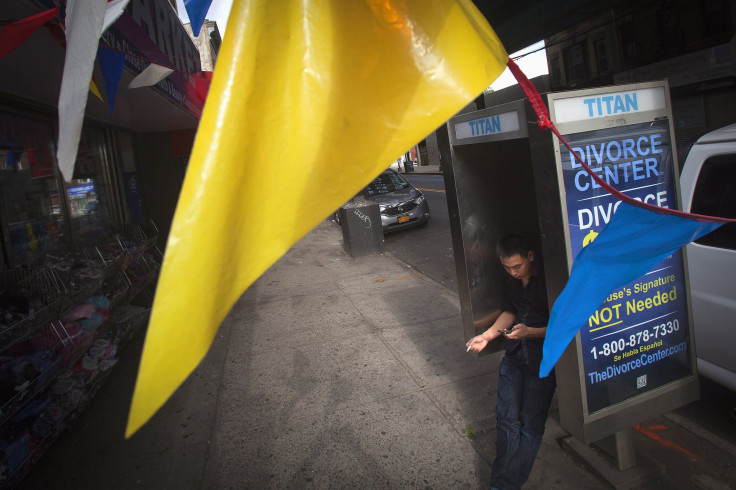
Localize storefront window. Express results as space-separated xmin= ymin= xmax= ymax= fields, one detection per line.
xmin=0 ymin=110 xmax=65 ymax=264
xmin=66 ymin=127 xmax=114 ymax=242
xmin=0 ymin=110 xmax=115 ymax=266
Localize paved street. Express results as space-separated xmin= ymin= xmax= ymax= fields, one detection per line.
xmin=383 ymin=173 xmax=458 ymax=293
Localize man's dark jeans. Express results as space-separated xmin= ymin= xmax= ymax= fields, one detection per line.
xmin=490 ymin=348 xmax=556 ymax=490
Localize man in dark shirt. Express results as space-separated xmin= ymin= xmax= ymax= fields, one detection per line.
xmin=466 ymin=233 xmax=556 ymax=490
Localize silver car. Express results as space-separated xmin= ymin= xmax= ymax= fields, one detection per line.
xmin=364 ymin=170 xmax=430 ymax=233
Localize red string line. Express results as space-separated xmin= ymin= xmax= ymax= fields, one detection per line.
xmin=507 ymin=57 xmax=735 ymax=224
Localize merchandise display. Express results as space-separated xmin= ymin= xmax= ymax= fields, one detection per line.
xmin=0 ymin=226 xmax=159 ymax=487
xmin=0 ymin=270 xmax=62 ymax=345
xmin=42 ymin=253 xmax=106 ymax=310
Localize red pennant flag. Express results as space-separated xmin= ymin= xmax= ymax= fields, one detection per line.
xmin=0 ymin=7 xmax=59 ymax=59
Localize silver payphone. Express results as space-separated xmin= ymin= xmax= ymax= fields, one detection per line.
xmin=444 ymin=99 xmax=566 ymax=351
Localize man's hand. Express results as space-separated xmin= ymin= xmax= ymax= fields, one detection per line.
xmin=466 ymin=335 xmax=489 ymax=353
xmin=505 ymin=323 xmax=546 ymax=340
xmin=503 ymin=323 xmax=525 ymax=340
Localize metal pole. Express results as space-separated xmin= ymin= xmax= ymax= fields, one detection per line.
xmin=615 ymin=428 xmax=637 ymax=470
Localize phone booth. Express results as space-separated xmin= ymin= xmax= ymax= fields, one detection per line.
xmin=445 ymin=81 xmax=699 ymax=486
xmin=444 ymin=99 xmax=567 ymax=353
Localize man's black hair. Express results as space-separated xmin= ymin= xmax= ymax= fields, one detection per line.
xmin=496 ymin=233 xmax=531 ymax=259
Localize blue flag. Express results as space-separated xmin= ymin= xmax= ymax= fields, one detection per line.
xmin=6 ymin=150 xmax=24 ymax=170
xmin=97 ymin=46 xmax=126 ymax=114
xmin=184 ymin=0 xmax=213 ymax=37
xmin=539 ymin=202 xmax=723 ymax=377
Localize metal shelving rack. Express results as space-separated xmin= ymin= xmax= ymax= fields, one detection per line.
xmin=0 ymin=221 xmax=161 ymax=488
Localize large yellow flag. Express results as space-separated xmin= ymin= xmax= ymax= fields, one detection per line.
xmin=126 ymin=0 xmax=507 ymax=437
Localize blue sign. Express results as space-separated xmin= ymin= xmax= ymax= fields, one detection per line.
xmin=67 ymin=184 xmax=95 ymax=197
xmin=560 ymin=121 xmax=692 ymax=413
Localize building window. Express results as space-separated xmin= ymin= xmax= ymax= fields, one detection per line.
xmin=700 ymin=0 xmax=730 ymax=38
xmin=0 ymin=111 xmax=116 ymax=266
xmin=656 ymin=6 xmax=683 ymax=55
xmin=65 ymin=127 xmax=115 ymax=244
xmin=0 ymin=110 xmax=66 ymax=265
xmin=207 ymin=24 xmax=221 ymax=55
xmin=563 ymin=42 xmax=587 ymax=83
xmin=593 ymin=38 xmax=608 ymax=74
xmin=691 ymin=154 xmax=736 ymax=250
xmin=549 ymin=55 xmax=561 ymax=82
xmin=619 ymin=21 xmax=639 ymax=63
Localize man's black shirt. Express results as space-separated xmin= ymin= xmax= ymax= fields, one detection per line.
xmin=501 ymin=259 xmax=549 ymax=363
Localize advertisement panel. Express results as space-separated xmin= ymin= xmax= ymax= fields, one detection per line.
xmin=559 ymin=120 xmax=691 ymax=413
xmin=547 ymin=82 xmax=697 ymax=424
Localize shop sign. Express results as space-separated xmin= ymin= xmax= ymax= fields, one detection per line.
xmin=104 ymin=0 xmax=203 ymax=118
xmin=36 ymin=0 xmax=205 ymax=118
xmin=67 ymin=183 xmax=95 ymax=197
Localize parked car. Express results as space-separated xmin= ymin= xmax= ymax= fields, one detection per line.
xmin=334 ymin=169 xmax=430 ymax=233
xmin=680 ymin=123 xmax=736 ymax=391
xmin=364 ymin=169 xmax=429 ymax=232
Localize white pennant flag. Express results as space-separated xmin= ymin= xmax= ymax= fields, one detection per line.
xmin=128 ymin=63 xmax=174 ymax=89
xmin=103 ymin=0 xmax=131 ymax=31
xmin=56 ymin=0 xmax=130 ymax=182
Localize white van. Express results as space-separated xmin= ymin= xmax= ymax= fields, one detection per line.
xmin=680 ymin=124 xmax=736 ymax=391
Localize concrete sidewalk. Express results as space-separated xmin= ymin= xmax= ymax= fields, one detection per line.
xmin=392 ymin=163 xmax=443 ymax=175
xmin=404 ymin=164 xmax=442 ymax=175
xmin=18 ymin=221 xmax=736 ymax=489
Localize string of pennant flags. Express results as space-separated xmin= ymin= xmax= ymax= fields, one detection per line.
xmin=0 ymin=2 xmax=213 ymax=100
xmin=0 ymin=0 xmax=215 ymax=181
xmin=0 ymin=0 xmax=214 ymax=54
